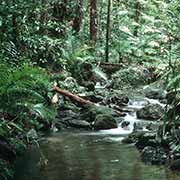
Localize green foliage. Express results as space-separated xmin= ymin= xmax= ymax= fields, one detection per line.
xmin=0 ymin=0 xmax=179 ymax=178
xmin=112 ymin=66 xmax=150 ymax=89
xmin=167 ymin=62 xmax=180 ymax=91
xmin=0 ymin=63 xmax=56 ymax=126
xmin=0 ymin=159 xmax=13 ymax=180
xmin=60 ymin=32 xmax=94 ymax=70
xmin=0 ymin=61 xmax=56 ymax=179
xmin=22 ymin=35 xmax=64 ymax=67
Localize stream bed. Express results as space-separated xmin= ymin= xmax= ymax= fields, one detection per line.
xmin=14 ymin=131 xmax=179 ymax=180
xmin=13 ymin=98 xmax=180 ymax=180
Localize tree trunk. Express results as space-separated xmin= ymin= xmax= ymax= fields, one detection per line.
xmin=105 ymin=0 xmax=111 ymax=62
xmin=133 ymin=0 xmax=141 ymax=36
xmin=72 ymin=0 xmax=83 ymax=33
xmin=54 ymin=86 xmax=94 ymax=106
xmin=53 ymin=85 xmax=126 ymax=116
xmin=41 ymin=0 xmax=48 ymax=34
xmin=53 ymin=0 xmax=67 ymax=22
xmin=12 ymin=0 xmax=19 ymax=44
xmin=90 ymin=0 xmax=97 ymax=42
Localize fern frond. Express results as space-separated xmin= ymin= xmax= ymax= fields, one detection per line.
xmin=5 ymin=88 xmax=45 ymax=103
xmin=25 ymin=103 xmax=56 ymax=122
xmin=167 ymin=74 xmax=180 ymax=89
xmin=93 ymin=67 xmax=107 ymax=81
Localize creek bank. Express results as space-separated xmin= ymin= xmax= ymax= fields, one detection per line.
xmin=0 ymin=139 xmax=16 ymax=162
xmin=53 ymin=62 xmax=180 ymax=170
xmin=1 ymin=62 xmax=178 ymax=179
xmin=54 ymin=62 xmax=165 ymax=132
xmin=136 ymin=103 xmax=165 ymax=120
xmin=12 ymin=62 xmax=175 ymax=176
xmin=122 ymin=90 xmax=180 ymax=168
xmin=55 ymin=103 xmax=125 ymax=131
xmin=122 ymin=126 xmax=180 ymax=168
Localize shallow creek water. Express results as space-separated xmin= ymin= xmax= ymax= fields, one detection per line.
xmin=14 ymin=98 xmax=180 ymax=180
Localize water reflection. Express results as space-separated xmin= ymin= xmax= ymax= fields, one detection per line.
xmin=14 ymin=131 xmax=180 ymax=180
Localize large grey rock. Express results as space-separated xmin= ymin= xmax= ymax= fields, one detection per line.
xmin=141 ymin=146 xmax=167 ymax=165
xmin=94 ymin=114 xmax=117 ymax=130
xmin=68 ymin=120 xmax=91 ymax=129
xmin=81 ymin=105 xmax=118 ymax=123
xmin=81 ymin=105 xmax=119 ymax=130
xmin=144 ymin=86 xmax=166 ymax=100
xmin=102 ymin=94 xmax=129 ymax=106
xmin=170 ymin=159 xmax=180 ymax=171
xmin=136 ymin=103 xmax=165 ymax=120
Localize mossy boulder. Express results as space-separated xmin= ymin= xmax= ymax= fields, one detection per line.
xmin=136 ymin=103 xmax=165 ymax=120
xmin=81 ymin=105 xmax=118 ymax=122
xmin=112 ymin=66 xmax=151 ymax=89
xmin=143 ymin=85 xmax=166 ymax=100
xmin=94 ymin=114 xmax=117 ymax=130
xmin=135 ymin=132 xmax=158 ymax=149
xmin=102 ymin=94 xmax=129 ymax=106
xmin=141 ymin=146 xmax=167 ymax=165
xmin=72 ymin=61 xmax=107 ymax=91
xmin=68 ymin=120 xmax=91 ymax=129
xmin=81 ymin=105 xmax=119 ymax=130
xmin=122 ymin=131 xmax=146 ymax=144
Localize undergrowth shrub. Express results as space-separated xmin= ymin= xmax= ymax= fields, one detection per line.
xmin=112 ymin=66 xmax=151 ymax=89
xmin=0 ymin=63 xmax=56 ymax=131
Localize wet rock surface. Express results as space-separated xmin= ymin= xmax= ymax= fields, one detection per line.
xmin=136 ymin=103 xmax=165 ymax=120
xmin=143 ymin=85 xmax=166 ymax=100
xmin=141 ymin=146 xmax=167 ymax=165
xmin=68 ymin=120 xmax=91 ymax=129
xmin=102 ymin=94 xmax=129 ymax=106
xmin=56 ymin=103 xmax=122 ymax=130
xmin=0 ymin=139 xmax=16 ymax=162
xmin=94 ymin=114 xmax=118 ymax=130
xmin=53 ymin=64 xmax=178 ymax=168
xmin=170 ymin=159 xmax=180 ymax=171
xmin=111 ymin=66 xmax=152 ymax=89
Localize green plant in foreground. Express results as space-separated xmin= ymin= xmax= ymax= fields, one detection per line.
xmin=0 ymin=62 xmax=57 ymax=179
xmin=0 ymin=63 xmax=56 ymax=130
xmin=0 ymin=159 xmax=13 ymax=180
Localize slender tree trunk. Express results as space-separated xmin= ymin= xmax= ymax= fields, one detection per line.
xmin=41 ymin=0 xmax=48 ymax=34
xmin=105 ymin=0 xmax=111 ymax=62
xmin=12 ymin=0 xmax=19 ymax=44
xmin=133 ymin=0 xmax=141 ymax=36
xmin=53 ymin=0 xmax=67 ymax=22
xmin=90 ymin=0 xmax=97 ymax=42
xmin=72 ymin=0 xmax=83 ymax=33
xmin=12 ymin=14 xmax=18 ymax=42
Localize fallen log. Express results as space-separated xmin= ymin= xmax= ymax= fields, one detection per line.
xmin=53 ymin=86 xmax=94 ymax=106
xmin=53 ymin=85 xmax=126 ymax=116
